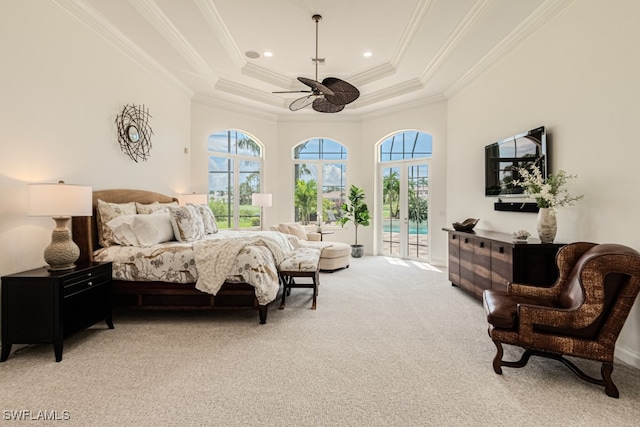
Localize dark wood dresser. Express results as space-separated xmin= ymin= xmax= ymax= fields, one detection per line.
xmin=1 ymin=262 xmax=113 ymax=362
xmin=443 ymin=228 xmax=564 ymax=300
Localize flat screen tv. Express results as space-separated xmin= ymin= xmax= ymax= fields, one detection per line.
xmin=485 ymin=126 xmax=548 ymax=197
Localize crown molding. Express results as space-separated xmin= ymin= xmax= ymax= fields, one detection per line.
xmin=215 ymin=78 xmax=287 ymax=108
xmin=348 ymin=62 xmax=397 ymax=88
xmin=131 ymin=0 xmax=217 ymax=83
xmin=194 ymin=0 xmax=246 ymax=70
xmin=191 ymin=93 xmax=278 ymax=121
xmin=420 ymin=0 xmax=494 ymax=84
xmin=241 ymin=63 xmax=295 ymax=90
xmin=355 ymin=79 xmax=424 ymax=108
xmin=52 ymin=0 xmax=192 ymax=96
xmin=390 ymin=0 xmax=435 ymax=67
xmin=362 ymin=94 xmax=447 ymax=121
xmin=445 ymin=0 xmax=575 ymax=98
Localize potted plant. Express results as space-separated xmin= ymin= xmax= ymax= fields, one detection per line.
xmin=337 ymin=185 xmax=371 ymax=258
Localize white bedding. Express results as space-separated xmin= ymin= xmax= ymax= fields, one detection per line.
xmin=93 ymin=230 xmax=294 ymax=305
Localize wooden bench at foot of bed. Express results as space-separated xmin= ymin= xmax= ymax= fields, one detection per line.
xmin=71 ymin=189 xmax=270 ymax=324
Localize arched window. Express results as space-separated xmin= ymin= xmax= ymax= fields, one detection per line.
xmin=379 ymin=131 xmax=432 ymax=162
xmin=293 ymin=138 xmax=347 ymax=226
xmin=208 ymin=130 xmax=263 ymax=229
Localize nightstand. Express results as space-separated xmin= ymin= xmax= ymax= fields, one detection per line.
xmin=1 ymin=262 xmax=113 ymax=362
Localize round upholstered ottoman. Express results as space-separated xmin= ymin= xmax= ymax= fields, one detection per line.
xmin=319 ymin=242 xmax=351 ymax=272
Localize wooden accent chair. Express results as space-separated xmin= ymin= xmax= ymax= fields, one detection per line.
xmin=483 ymin=242 xmax=640 ymax=397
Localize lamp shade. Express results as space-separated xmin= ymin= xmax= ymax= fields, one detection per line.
xmin=28 ymin=182 xmax=92 ymax=217
xmin=179 ymin=193 xmax=208 ymax=206
xmin=251 ymin=193 xmax=272 ymax=207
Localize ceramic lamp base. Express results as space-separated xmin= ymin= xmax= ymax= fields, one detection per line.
xmin=44 ymin=217 xmax=79 ymax=271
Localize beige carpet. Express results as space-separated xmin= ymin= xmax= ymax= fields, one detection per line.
xmin=1 ymin=256 xmax=640 ymax=426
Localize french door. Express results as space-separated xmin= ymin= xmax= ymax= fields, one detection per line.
xmin=380 ymin=161 xmax=429 ymax=260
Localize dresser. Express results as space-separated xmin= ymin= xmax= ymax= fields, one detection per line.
xmin=1 ymin=262 xmax=113 ymax=362
xmin=444 ymin=228 xmax=563 ymax=299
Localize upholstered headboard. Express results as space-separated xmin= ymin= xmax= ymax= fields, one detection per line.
xmin=72 ymin=189 xmax=179 ymax=263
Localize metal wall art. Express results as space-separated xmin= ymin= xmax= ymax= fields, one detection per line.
xmin=115 ymin=104 xmax=153 ymax=162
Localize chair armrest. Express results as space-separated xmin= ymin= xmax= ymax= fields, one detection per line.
xmin=508 ymin=282 xmax=559 ymax=300
xmin=307 ymin=232 xmax=321 ymax=241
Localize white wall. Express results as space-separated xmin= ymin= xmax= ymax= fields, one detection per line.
xmin=446 ymin=0 xmax=640 ymax=367
xmin=0 ymin=1 xmax=191 ymax=276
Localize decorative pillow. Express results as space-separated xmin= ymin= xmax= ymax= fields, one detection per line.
xmin=96 ymin=199 xmax=137 ymax=247
xmin=286 ymin=223 xmax=308 ymax=241
xmin=107 ymin=212 xmax=174 ymax=247
xmin=189 ymin=203 xmax=218 ymax=234
xmin=168 ymin=205 xmax=205 ymax=243
xmin=136 ymin=201 xmax=178 ymax=214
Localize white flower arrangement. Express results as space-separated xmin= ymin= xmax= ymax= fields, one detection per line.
xmin=514 ymin=165 xmax=583 ymax=209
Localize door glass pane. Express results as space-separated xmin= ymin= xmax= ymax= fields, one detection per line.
xmin=381 ymin=167 xmax=400 ymax=256
xmin=239 ymin=160 xmax=261 ymax=229
xmin=407 ymin=164 xmax=428 ymax=260
xmin=294 ymin=163 xmax=318 ymax=224
xmin=209 ymin=156 xmax=233 ymax=229
xmin=322 ymin=163 xmax=345 ymax=226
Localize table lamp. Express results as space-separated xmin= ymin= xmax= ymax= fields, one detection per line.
xmin=251 ymin=193 xmax=272 ymax=231
xmin=28 ymin=181 xmax=93 ymax=271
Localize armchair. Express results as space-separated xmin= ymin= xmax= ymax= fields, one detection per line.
xmin=483 ymin=242 xmax=640 ymax=397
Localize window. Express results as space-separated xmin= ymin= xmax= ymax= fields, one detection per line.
xmin=379 ymin=131 xmax=432 ymax=162
xmin=208 ymin=130 xmax=263 ymax=229
xmin=293 ymin=138 xmax=347 ymax=226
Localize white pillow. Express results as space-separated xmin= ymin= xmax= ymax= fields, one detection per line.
xmin=136 ymin=201 xmax=179 ymax=214
xmin=168 ymin=205 xmax=205 ymax=243
xmin=96 ymin=199 xmax=137 ymax=247
xmin=107 ymin=212 xmax=174 ymax=247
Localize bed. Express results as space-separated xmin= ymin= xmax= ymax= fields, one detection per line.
xmin=71 ymin=189 xmax=291 ymax=324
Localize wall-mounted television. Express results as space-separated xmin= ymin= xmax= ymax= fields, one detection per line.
xmin=485 ymin=126 xmax=548 ymax=197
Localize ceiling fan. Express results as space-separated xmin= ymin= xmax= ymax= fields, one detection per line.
xmin=273 ymin=14 xmax=359 ymax=113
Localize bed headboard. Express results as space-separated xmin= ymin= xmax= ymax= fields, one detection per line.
xmin=72 ymin=189 xmax=179 ymax=263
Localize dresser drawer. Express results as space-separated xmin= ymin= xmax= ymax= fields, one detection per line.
xmin=63 ymin=266 xmax=111 ymax=297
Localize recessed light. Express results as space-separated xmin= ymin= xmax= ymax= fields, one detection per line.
xmin=263 ymin=51 xmax=273 ymax=57
xmin=363 ymin=51 xmax=372 ymax=58
xmin=245 ymin=51 xmax=260 ymax=59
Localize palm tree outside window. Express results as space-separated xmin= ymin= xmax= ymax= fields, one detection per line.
xmin=208 ymin=130 xmax=263 ymax=229
xmin=293 ymin=138 xmax=347 ymax=226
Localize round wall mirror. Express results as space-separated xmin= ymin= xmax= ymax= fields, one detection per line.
xmin=127 ymin=125 xmax=140 ymax=143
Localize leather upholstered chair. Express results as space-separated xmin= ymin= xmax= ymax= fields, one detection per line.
xmin=483 ymin=242 xmax=640 ymax=397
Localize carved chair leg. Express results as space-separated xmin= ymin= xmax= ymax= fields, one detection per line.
xmin=602 ymin=363 xmax=619 ymax=398
xmin=492 ymin=340 xmax=504 ymax=374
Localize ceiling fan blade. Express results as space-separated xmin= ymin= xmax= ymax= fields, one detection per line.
xmin=289 ymin=94 xmax=315 ymax=111
xmin=322 ymin=77 xmax=360 ymax=105
xmin=312 ymin=97 xmax=345 ymax=113
xmin=297 ymin=77 xmax=335 ymax=96
xmin=272 ymin=90 xmax=312 ymax=94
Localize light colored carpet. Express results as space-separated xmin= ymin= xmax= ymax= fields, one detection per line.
xmin=1 ymin=256 xmax=640 ymax=426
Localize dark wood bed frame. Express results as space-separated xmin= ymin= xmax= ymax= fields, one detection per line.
xmin=71 ymin=189 xmax=269 ymax=324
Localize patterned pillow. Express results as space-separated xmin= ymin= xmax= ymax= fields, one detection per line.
xmin=136 ymin=201 xmax=178 ymax=214
xmin=189 ymin=204 xmax=218 ymax=234
xmin=168 ymin=205 xmax=205 ymax=243
xmin=96 ymin=199 xmax=137 ymax=247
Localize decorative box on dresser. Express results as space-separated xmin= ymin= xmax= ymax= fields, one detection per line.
xmin=443 ymin=228 xmax=564 ymax=299
xmin=1 ymin=262 xmax=113 ymax=362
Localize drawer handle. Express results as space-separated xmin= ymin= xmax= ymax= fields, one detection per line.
xmin=464 ymin=238 xmax=469 ymax=243
xmin=87 ymin=281 xmax=93 ymax=286
xmin=452 ymin=235 xmax=457 ymax=240
xmin=87 ymin=272 xmax=92 ymax=277
xmin=480 ymin=242 xmax=485 ymax=248
xmin=499 ymin=247 xmax=504 ymax=253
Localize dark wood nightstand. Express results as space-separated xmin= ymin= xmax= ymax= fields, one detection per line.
xmin=1 ymin=262 xmax=113 ymax=362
